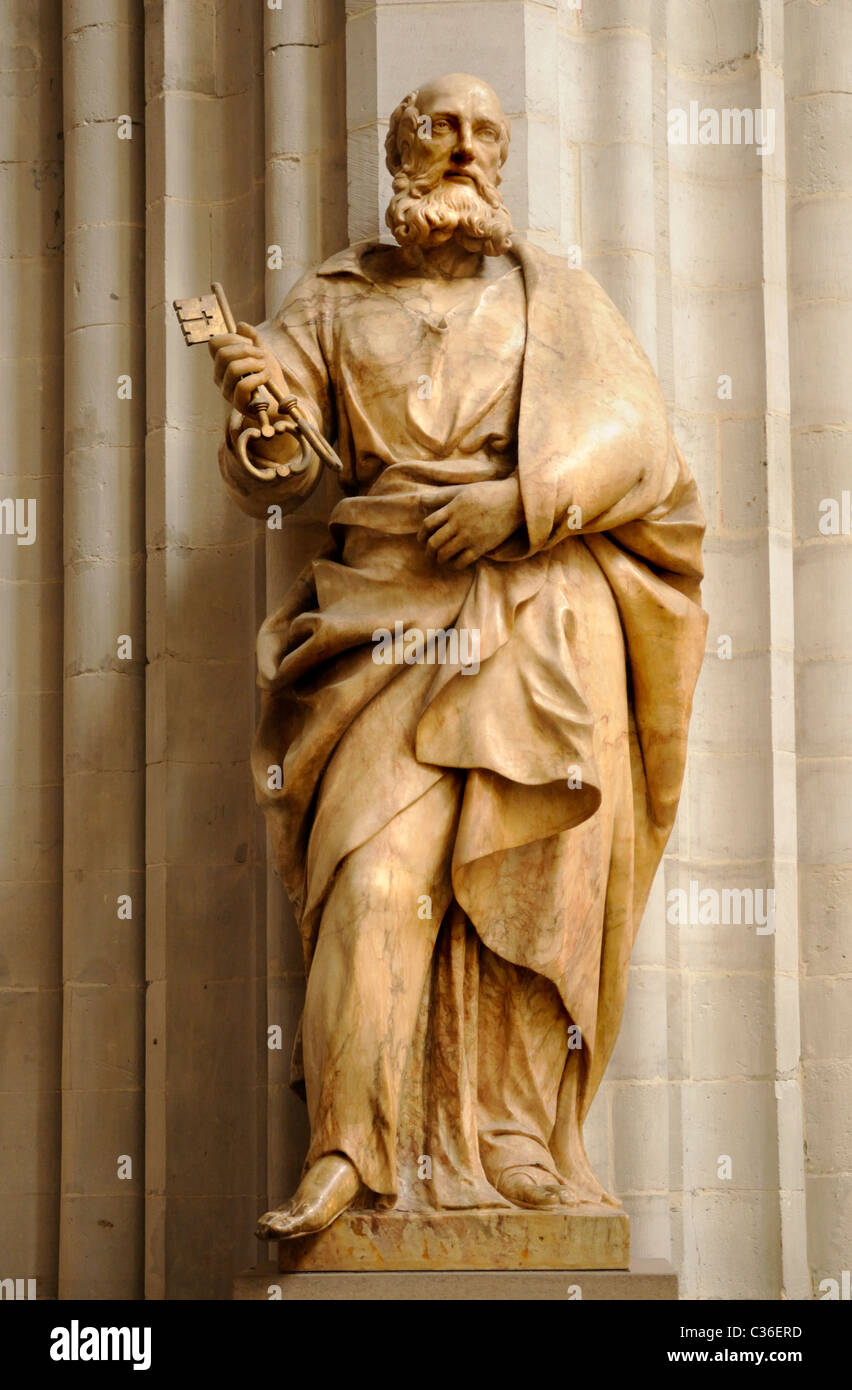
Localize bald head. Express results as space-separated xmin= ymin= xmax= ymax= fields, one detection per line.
xmin=385 ymin=73 xmax=511 ymax=177
xmin=416 ymin=73 xmax=506 ymax=130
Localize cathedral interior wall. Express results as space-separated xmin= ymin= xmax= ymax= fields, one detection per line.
xmin=1 ymin=0 xmax=848 ymax=1300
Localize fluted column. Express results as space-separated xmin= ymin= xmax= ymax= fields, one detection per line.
xmin=0 ymin=0 xmax=64 ymax=1299
xmin=263 ymin=0 xmax=348 ymax=1207
xmin=143 ymin=0 xmax=267 ymax=1299
xmin=58 ymin=0 xmax=146 ymax=1300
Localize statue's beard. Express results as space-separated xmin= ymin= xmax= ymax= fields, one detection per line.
xmin=385 ymin=168 xmax=514 ymax=256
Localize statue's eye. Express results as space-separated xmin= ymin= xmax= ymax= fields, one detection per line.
xmin=432 ymin=118 xmax=451 ymax=133
xmin=478 ymin=126 xmax=499 ymax=142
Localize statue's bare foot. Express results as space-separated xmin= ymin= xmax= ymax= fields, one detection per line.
xmin=557 ymin=1142 xmax=623 ymax=1208
xmin=568 ymin=1170 xmax=622 ymax=1208
xmin=496 ymin=1165 xmax=578 ymax=1210
xmin=598 ymin=1188 xmax=622 ymax=1208
xmin=256 ymin=1154 xmax=361 ymax=1240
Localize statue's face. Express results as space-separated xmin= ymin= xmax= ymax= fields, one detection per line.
xmin=385 ymin=74 xmax=514 ymax=256
xmin=410 ymin=77 xmax=506 ymax=195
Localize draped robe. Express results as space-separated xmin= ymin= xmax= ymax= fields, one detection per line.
xmin=219 ymin=238 xmax=708 ymax=1208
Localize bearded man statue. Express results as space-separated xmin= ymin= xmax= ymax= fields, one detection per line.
xmin=209 ymin=73 xmax=707 ymax=1246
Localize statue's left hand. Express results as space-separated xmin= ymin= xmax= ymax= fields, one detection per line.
xmin=417 ymin=476 xmax=524 ymax=569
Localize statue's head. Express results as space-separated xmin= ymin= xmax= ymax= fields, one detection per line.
xmin=384 ymin=73 xmax=514 ymax=256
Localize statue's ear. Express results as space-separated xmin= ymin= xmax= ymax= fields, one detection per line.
xmin=395 ymin=125 xmax=417 ymax=171
xmin=384 ymin=121 xmax=401 ymax=176
xmin=385 ymin=91 xmax=420 ymax=175
xmin=499 ymin=122 xmax=511 ymax=168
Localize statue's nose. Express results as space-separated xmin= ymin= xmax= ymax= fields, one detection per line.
xmin=451 ymin=120 xmax=475 ymax=162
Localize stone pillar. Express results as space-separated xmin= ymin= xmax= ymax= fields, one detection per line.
xmin=759 ymin=0 xmax=808 ymax=1303
xmin=58 ymin=0 xmax=146 ymax=1300
xmin=787 ymin=0 xmax=852 ymax=1298
xmin=262 ymin=0 xmax=348 ymax=1210
xmin=561 ymin=0 xmax=669 ymax=1262
xmin=143 ymin=0 xmax=267 ymax=1299
xmin=662 ymin=0 xmax=787 ymax=1300
xmin=0 ymin=0 xmax=64 ymax=1300
xmin=344 ymin=0 xmax=567 ymax=248
xmin=562 ymin=0 xmax=658 ymax=358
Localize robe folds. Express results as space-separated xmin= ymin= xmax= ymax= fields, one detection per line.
xmin=219 ymin=237 xmax=708 ymax=1207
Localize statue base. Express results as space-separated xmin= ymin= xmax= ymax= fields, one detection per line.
xmin=235 ymin=1259 xmax=678 ymax=1302
xmin=272 ymin=1205 xmax=628 ymax=1273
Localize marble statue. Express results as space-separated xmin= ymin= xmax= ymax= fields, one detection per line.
xmin=208 ymin=73 xmax=707 ymax=1246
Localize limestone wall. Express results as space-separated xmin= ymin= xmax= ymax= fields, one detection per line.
xmin=0 ymin=0 xmax=848 ymax=1300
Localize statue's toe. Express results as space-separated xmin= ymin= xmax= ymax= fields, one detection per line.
xmin=599 ymin=1190 xmax=622 ymax=1209
xmin=497 ymin=1167 xmax=566 ymax=1210
xmin=255 ymin=1208 xmax=295 ymax=1239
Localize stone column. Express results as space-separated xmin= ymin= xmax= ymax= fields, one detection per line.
xmin=787 ymin=0 xmax=852 ymax=1298
xmin=345 ymin=0 xmax=567 ymax=248
xmin=262 ymin=0 xmax=348 ymax=1207
xmin=562 ymin=0 xmax=658 ymax=357
xmin=0 ymin=0 xmax=64 ymax=1299
xmin=143 ymin=0 xmax=267 ymax=1299
xmin=662 ymin=0 xmax=788 ymax=1300
xmin=658 ymin=0 xmax=810 ymax=1300
xmin=759 ymin=0 xmax=808 ymax=1303
xmin=561 ymin=0 xmax=669 ymax=1262
xmin=58 ymin=0 xmax=146 ymax=1300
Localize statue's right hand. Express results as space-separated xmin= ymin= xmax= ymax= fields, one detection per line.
xmin=208 ymin=322 xmax=287 ymax=416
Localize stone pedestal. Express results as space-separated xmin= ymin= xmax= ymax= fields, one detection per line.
xmin=271 ymin=1206 xmax=628 ymax=1273
xmin=235 ymin=1259 xmax=677 ymax=1301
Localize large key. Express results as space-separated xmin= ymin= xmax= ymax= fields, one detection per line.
xmin=173 ymin=282 xmax=343 ymax=480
